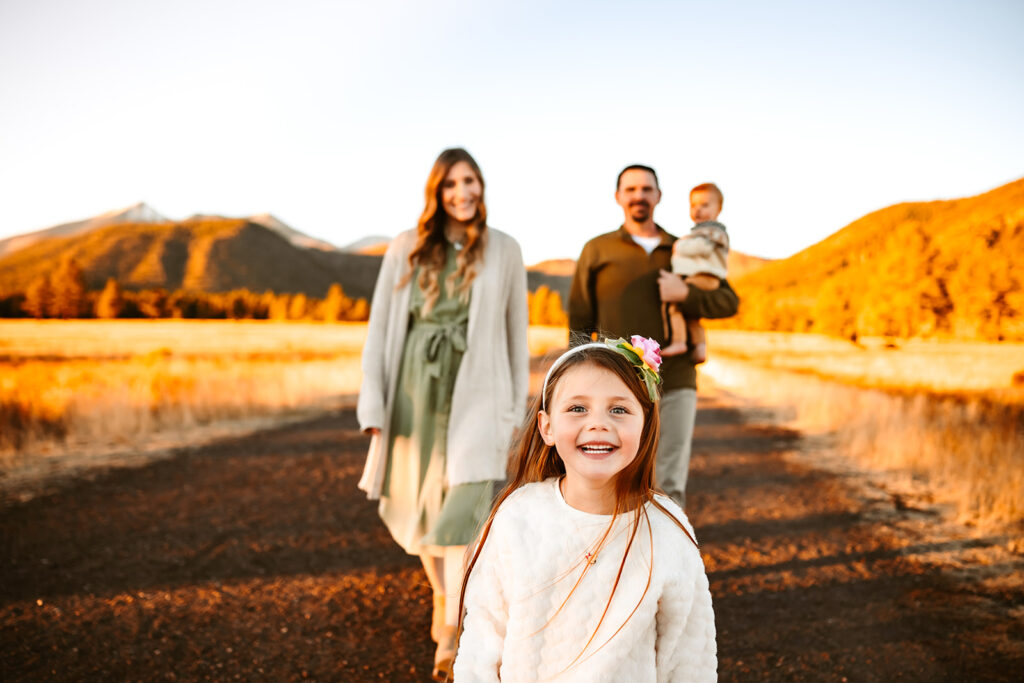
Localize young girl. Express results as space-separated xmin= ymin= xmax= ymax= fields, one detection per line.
xmin=453 ymin=336 xmax=717 ymax=681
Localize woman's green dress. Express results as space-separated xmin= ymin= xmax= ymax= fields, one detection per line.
xmin=379 ymin=243 xmax=496 ymax=555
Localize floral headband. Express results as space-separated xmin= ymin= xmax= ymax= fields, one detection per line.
xmin=541 ymin=335 xmax=664 ymax=410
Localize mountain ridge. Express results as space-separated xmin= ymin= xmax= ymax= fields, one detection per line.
xmin=716 ymin=176 xmax=1024 ymax=341
xmin=2 ymin=203 xmax=337 ymax=259
xmin=0 ymin=218 xmax=382 ymax=300
xmin=0 ymin=202 xmax=168 ymax=259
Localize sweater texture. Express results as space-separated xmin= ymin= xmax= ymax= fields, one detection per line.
xmin=455 ymin=478 xmax=718 ymax=682
xmin=569 ymin=226 xmax=739 ymax=391
xmin=356 ymin=227 xmax=530 ymax=498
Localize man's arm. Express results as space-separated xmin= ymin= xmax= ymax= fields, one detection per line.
xmin=680 ymin=278 xmax=739 ymax=319
xmin=658 ymin=270 xmax=739 ymax=320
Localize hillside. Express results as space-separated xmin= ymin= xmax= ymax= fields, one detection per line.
xmin=0 ymin=202 xmax=167 ymax=259
xmin=342 ymin=235 xmax=392 ymax=255
xmin=188 ymin=212 xmax=338 ymax=252
xmin=0 ymin=204 xmax=774 ymax=309
xmin=0 ymin=218 xmax=382 ymax=299
xmin=529 ymin=259 xmax=577 ymax=277
xmin=729 ymin=250 xmax=772 ymax=280
xmin=716 ymin=177 xmax=1024 ymax=341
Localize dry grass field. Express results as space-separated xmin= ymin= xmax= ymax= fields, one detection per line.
xmin=0 ymin=321 xmax=365 ymax=486
xmin=0 ymin=321 xmax=569 ymax=480
xmin=703 ymin=330 xmax=1024 ymax=529
xmin=4 ymin=321 xmax=1019 ymax=532
xmin=706 ymin=329 xmax=1024 ymax=396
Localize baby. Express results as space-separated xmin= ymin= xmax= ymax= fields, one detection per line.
xmin=661 ymin=183 xmax=730 ymax=362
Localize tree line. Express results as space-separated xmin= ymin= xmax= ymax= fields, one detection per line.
xmin=528 ymin=285 xmax=568 ymax=326
xmin=0 ymin=259 xmax=570 ymax=325
xmin=0 ymin=260 xmax=370 ymax=322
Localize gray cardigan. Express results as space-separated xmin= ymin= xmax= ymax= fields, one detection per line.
xmin=357 ymin=227 xmax=530 ymax=499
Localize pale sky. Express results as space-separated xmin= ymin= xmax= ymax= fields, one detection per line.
xmin=1 ymin=0 xmax=1022 ymax=265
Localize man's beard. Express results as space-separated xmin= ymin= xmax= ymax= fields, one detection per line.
xmin=629 ymin=202 xmax=651 ymax=221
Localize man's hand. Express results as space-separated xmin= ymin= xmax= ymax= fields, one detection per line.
xmin=658 ymin=269 xmax=690 ymax=303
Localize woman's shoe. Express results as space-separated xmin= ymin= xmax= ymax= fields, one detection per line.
xmin=431 ymin=625 xmax=458 ymax=681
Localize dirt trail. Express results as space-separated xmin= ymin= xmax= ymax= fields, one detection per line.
xmin=2 ymin=387 xmax=1022 ymax=681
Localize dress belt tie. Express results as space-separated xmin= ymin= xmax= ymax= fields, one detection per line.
xmin=420 ymin=320 xmax=468 ymax=415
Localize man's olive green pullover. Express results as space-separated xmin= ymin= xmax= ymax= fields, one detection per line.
xmin=569 ymin=225 xmax=740 ymax=391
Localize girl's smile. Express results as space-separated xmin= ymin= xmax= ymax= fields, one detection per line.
xmin=538 ymin=362 xmax=643 ymax=509
xmin=578 ymin=440 xmax=618 ymax=458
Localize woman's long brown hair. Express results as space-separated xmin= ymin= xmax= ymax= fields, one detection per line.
xmin=455 ymin=344 xmax=698 ymax=675
xmin=397 ymin=147 xmax=487 ymax=314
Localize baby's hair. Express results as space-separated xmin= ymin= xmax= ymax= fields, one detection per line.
xmin=456 ymin=339 xmax=697 ymax=674
xmin=691 ymin=182 xmax=724 ymax=208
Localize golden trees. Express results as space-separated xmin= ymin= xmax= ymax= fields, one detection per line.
xmin=51 ymin=259 xmax=87 ymax=318
xmin=23 ymin=276 xmax=53 ymax=319
xmin=22 ymin=259 xmax=87 ymax=318
xmin=6 ymin=279 xmax=371 ymax=323
xmin=528 ymin=286 xmax=567 ymax=325
xmin=96 ymin=278 xmax=125 ymax=319
xmin=322 ymin=284 xmax=350 ymax=322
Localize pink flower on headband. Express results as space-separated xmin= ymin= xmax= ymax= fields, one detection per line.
xmin=605 ymin=335 xmax=663 ymax=402
xmin=627 ymin=335 xmax=662 ymax=373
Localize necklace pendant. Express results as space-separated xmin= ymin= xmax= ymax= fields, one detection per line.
xmin=585 ymin=552 xmax=596 ymax=565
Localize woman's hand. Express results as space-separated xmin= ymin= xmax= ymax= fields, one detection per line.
xmin=658 ymin=269 xmax=690 ymax=303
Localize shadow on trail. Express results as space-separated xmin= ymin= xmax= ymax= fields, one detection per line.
xmin=713 ymin=570 xmax=1016 ymax=682
xmin=688 ymin=393 xmax=1024 ymax=682
xmin=2 ymin=392 xmax=1021 ymax=681
xmin=0 ymin=411 xmax=410 ymax=603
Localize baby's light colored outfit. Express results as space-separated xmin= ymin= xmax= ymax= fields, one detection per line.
xmin=455 ymin=478 xmax=717 ymax=682
xmin=671 ymin=221 xmax=729 ymax=280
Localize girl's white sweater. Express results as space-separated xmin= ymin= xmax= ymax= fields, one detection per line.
xmin=454 ymin=478 xmax=717 ymax=682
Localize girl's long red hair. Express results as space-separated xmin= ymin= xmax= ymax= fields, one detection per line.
xmin=397 ymin=147 xmax=487 ymax=313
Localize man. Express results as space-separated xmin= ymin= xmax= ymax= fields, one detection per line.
xmin=569 ymin=164 xmax=739 ymax=506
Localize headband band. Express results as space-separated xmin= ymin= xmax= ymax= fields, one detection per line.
xmin=540 ymin=336 xmax=663 ymax=410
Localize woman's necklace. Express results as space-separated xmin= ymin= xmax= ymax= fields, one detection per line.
xmin=445 ymin=227 xmax=466 ymax=251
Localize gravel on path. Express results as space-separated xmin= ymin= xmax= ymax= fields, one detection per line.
xmin=2 ymin=389 xmax=1021 ymax=681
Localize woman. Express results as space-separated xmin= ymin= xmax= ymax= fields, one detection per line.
xmin=356 ymin=147 xmax=529 ymax=679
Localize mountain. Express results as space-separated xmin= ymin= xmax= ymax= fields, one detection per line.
xmin=717 ymin=177 xmax=1024 ymax=341
xmin=0 ymin=218 xmax=382 ymax=300
xmin=529 ymin=259 xmax=577 ymax=277
xmin=4 ymin=204 xmax=340 ymax=262
xmin=526 ymin=260 xmax=573 ymax=302
xmin=0 ymin=202 xmax=167 ymax=259
xmin=342 ymin=235 xmax=392 ymax=255
xmin=248 ymin=213 xmax=338 ymax=251
xmin=729 ymin=251 xmax=772 ymax=280
xmin=188 ymin=212 xmax=338 ymax=252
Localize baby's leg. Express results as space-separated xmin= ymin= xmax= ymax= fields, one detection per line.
xmin=687 ymin=319 xmax=707 ymax=364
xmin=662 ymin=303 xmax=690 ymax=356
